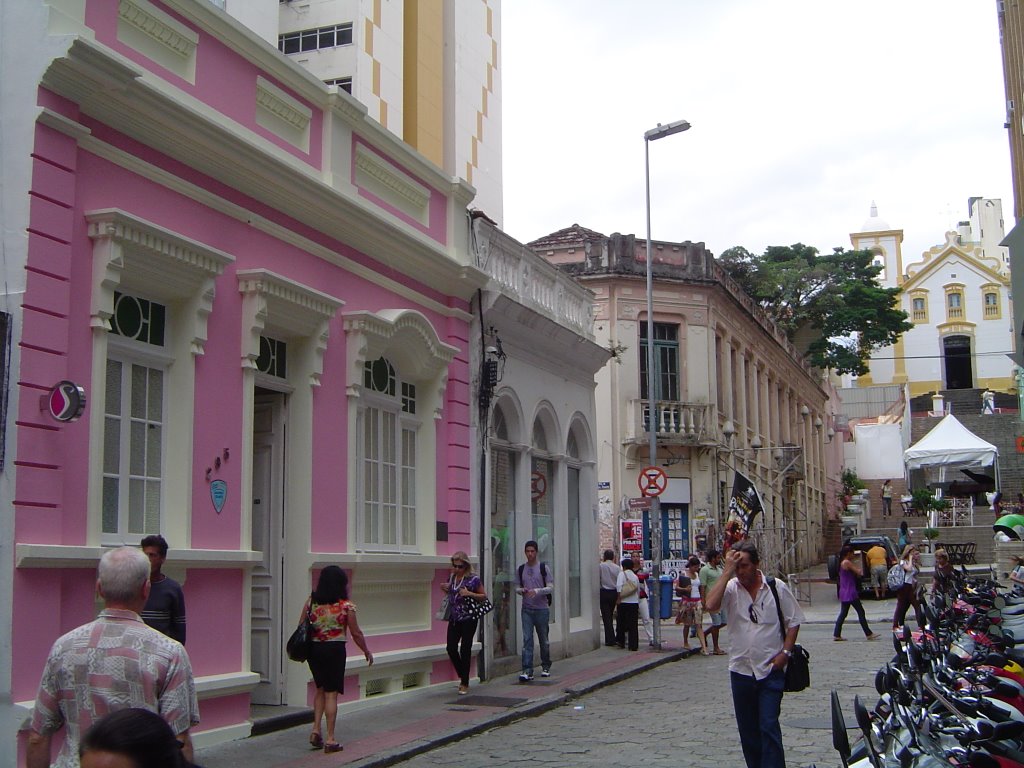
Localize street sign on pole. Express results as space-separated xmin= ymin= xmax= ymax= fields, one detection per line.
xmin=638 ymin=465 xmax=668 ymax=497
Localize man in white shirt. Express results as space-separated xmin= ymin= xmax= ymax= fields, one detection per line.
xmin=599 ymin=550 xmax=621 ymax=646
xmin=705 ymin=541 xmax=804 ymax=768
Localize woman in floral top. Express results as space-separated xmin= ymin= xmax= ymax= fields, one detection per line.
xmin=301 ymin=566 xmax=373 ymax=753
xmin=440 ymin=551 xmax=488 ymax=694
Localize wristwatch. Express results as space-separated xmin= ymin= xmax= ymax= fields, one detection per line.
xmin=781 ymin=649 xmax=792 ymax=657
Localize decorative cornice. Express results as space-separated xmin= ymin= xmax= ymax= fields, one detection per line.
xmin=118 ymin=0 xmax=198 ymax=60
xmin=343 ymin=309 xmax=458 ymax=418
xmin=85 ymin=209 xmax=232 ymax=355
xmin=256 ymin=76 xmax=311 ymax=132
xmin=237 ymin=269 xmax=343 ymax=388
xmin=354 ymin=145 xmax=430 ymax=219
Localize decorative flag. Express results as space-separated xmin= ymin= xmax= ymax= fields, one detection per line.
xmin=728 ymin=471 xmax=765 ymax=534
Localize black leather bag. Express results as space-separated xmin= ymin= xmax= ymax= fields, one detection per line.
xmin=767 ymin=577 xmax=810 ymax=693
xmin=286 ymin=599 xmax=313 ymax=663
xmin=783 ymin=644 xmax=811 ymax=692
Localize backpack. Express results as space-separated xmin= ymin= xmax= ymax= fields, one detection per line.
xmin=518 ymin=562 xmax=552 ymax=606
xmin=886 ymin=563 xmax=906 ymax=591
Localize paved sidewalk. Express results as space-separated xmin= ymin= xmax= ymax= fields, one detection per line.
xmin=196 ymin=642 xmax=692 ymax=768
xmin=196 ymin=567 xmax=892 ymax=768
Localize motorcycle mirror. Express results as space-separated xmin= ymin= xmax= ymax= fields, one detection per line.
xmin=1004 ymin=628 xmax=1017 ymax=647
xmin=830 ymin=689 xmax=851 ymax=767
xmin=874 ymin=667 xmax=887 ymax=695
xmin=884 ymin=664 xmax=898 ymax=692
xmin=995 ymin=596 xmax=1006 ymax=610
xmin=989 ymin=625 xmax=1004 ymax=640
xmin=907 ymin=642 xmax=922 ymax=670
xmin=853 ymin=695 xmax=883 ymax=767
xmin=988 ymin=608 xmax=1002 ymax=620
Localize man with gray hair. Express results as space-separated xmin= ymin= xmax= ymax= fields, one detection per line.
xmin=25 ymin=547 xmax=199 ymax=768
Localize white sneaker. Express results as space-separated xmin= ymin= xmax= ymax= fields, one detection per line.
xmin=541 ymin=668 xmax=551 ymax=677
xmin=519 ymin=672 xmax=534 ymax=682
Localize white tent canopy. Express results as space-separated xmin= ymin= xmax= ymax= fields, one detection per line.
xmin=903 ymin=414 xmax=998 ymax=471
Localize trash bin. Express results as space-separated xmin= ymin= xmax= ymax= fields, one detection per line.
xmin=658 ymin=575 xmax=674 ymax=619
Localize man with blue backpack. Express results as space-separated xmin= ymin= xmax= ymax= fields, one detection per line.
xmin=516 ymin=540 xmax=553 ymax=681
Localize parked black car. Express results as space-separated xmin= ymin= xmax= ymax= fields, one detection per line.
xmin=826 ymin=534 xmax=900 ymax=596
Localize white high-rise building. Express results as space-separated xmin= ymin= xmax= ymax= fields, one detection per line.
xmin=218 ymin=0 xmax=503 ymax=224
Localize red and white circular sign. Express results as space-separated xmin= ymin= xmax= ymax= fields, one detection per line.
xmin=637 ymin=466 xmax=668 ymax=497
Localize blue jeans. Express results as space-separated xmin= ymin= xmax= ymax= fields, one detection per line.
xmin=521 ymin=606 xmax=551 ymax=673
xmin=730 ymin=668 xmax=786 ymax=768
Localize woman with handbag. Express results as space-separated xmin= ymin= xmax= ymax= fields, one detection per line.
xmin=891 ymin=545 xmax=924 ymax=632
xmin=440 ymin=551 xmax=488 ymax=695
xmin=302 ymin=565 xmax=373 ymax=753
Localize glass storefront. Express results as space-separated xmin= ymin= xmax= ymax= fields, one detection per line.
xmin=489 ymin=447 xmax=517 ymax=660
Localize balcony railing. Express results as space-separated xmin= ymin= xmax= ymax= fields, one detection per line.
xmin=625 ymin=399 xmax=714 ymax=444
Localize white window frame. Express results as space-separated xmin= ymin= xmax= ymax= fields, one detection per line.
xmin=357 ymin=363 xmax=420 ymax=553
xmin=102 ymin=334 xmax=171 ymax=544
xmin=343 ymin=310 xmax=458 ymax=555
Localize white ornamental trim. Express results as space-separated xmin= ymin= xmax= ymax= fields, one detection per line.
xmin=118 ymin=0 xmax=198 ymax=60
xmin=256 ymin=77 xmax=312 ymax=132
xmin=354 ymin=145 xmax=430 ymax=213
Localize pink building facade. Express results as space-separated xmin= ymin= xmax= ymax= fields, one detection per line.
xmin=5 ymin=0 xmax=484 ymax=753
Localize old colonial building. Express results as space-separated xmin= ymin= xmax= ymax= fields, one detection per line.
xmin=529 ymin=226 xmax=837 ymax=577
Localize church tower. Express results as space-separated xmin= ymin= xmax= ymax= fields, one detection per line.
xmin=850 ymin=202 xmax=904 ymax=288
xmin=851 ymin=203 xmax=907 ymax=385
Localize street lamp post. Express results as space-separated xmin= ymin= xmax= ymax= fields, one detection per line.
xmin=643 ymin=119 xmax=690 ymax=650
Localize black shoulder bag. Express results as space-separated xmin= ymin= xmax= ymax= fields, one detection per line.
xmin=766 ymin=577 xmax=810 ymax=693
xmin=286 ymin=596 xmax=314 ymax=663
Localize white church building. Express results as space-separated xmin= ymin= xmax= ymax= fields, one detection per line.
xmin=852 ymin=200 xmax=1015 ymax=397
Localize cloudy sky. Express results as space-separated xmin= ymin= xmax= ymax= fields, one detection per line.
xmin=500 ymin=1 xmax=1013 ymax=265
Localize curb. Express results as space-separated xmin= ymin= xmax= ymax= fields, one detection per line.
xmin=344 ymin=649 xmax=690 ymax=768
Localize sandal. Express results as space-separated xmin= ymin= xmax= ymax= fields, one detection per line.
xmin=713 ymin=649 xmax=727 ymax=655
xmin=866 ymin=633 xmax=880 ymax=640
xmin=833 ymin=636 xmax=846 ymax=641
xmin=309 ymin=733 xmax=323 ymax=749
xmin=324 ymin=742 xmax=343 ymax=754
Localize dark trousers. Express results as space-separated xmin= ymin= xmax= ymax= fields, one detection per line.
xmin=731 ymin=669 xmax=787 ymax=768
xmin=615 ymin=602 xmax=639 ymax=650
xmin=892 ymin=584 xmax=924 ymax=629
xmin=600 ymin=588 xmax=618 ymax=644
xmin=446 ymin=618 xmax=478 ymax=685
xmin=834 ymin=599 xmax=873 ymax=638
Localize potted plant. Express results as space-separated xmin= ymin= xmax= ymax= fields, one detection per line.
xmin=921 ymin=527 xmax=940 ymax=552
xmin=840 ymin=468 xmax=865 ymax=506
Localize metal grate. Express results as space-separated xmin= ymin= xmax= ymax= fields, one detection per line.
xmin=402 ymin=672 xmax=422 ymax=690
xmin=364 ymin=677 xmax=388 ymax=697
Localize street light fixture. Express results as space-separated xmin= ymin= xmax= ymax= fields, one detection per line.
xmin=643 ymin=118 xmax=690 ymax=650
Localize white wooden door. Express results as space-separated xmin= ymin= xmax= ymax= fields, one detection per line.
xmin=250 ymin=396 xmax=284 ymax=705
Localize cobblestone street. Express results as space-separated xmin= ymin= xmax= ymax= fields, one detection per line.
xmin=389 ymin=622 xmax=893 ymax=768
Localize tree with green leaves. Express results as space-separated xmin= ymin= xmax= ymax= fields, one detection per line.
xmin=717 ymin=244 xmax=912 ymax=375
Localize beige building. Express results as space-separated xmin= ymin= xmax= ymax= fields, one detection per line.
xmin=529 ymin=226 xmax=837 ymax=576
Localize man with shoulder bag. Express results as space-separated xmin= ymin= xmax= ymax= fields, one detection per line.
xmin=705 ymin=541 xmax=805 ymax=768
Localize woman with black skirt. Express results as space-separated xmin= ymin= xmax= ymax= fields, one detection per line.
xmin=302 ymin=565 xmax=373 ymax=753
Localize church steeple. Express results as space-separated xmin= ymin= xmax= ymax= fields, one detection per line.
xmin=851 ymin=202 xmax=904 ymax=287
